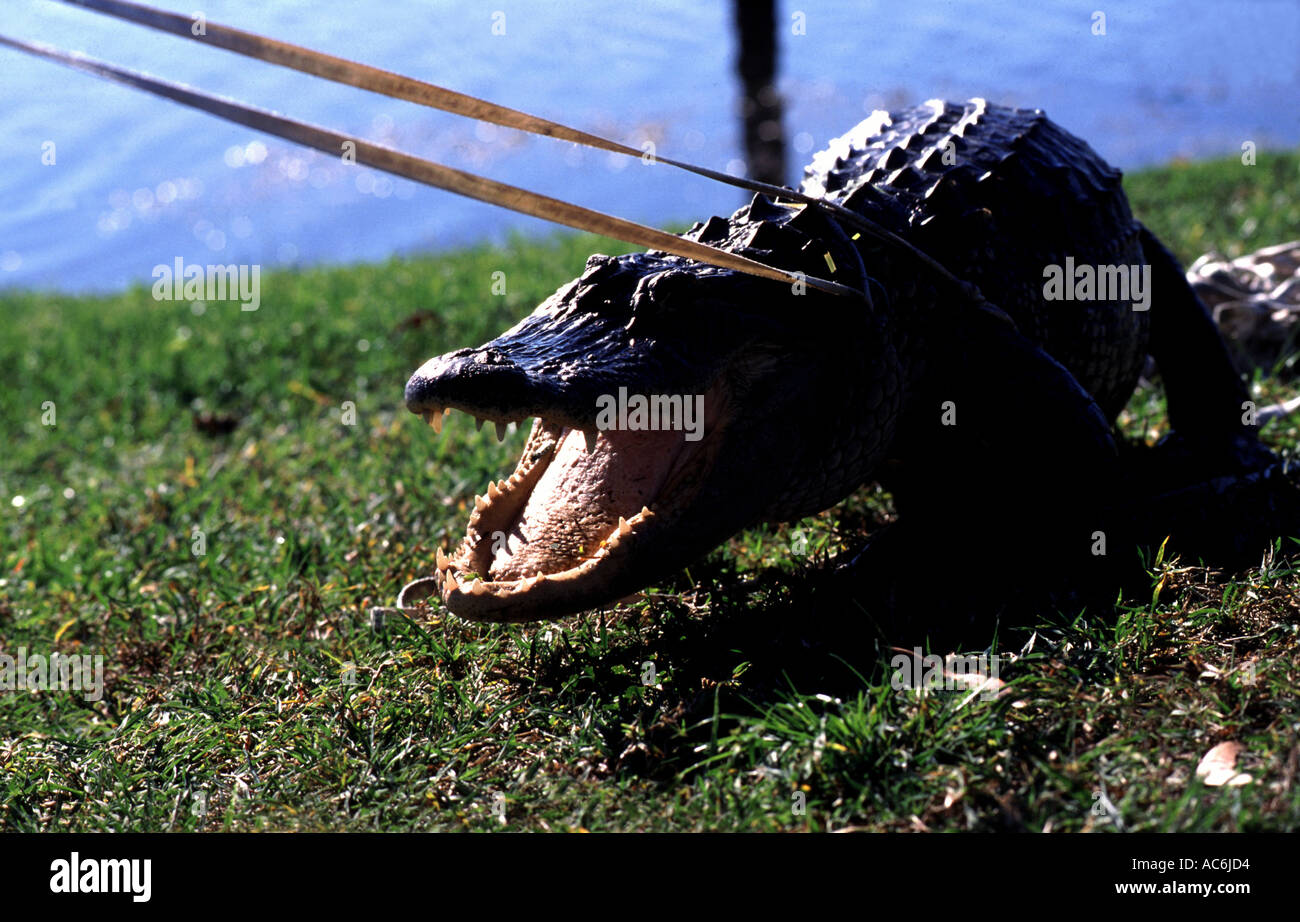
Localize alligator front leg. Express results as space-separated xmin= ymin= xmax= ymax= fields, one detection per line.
xmin=827 ymin=306 xmax=1133 ymax=640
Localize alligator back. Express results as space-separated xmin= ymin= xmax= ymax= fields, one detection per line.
xmin=801 ymin=98 xmax=1151 ymax=420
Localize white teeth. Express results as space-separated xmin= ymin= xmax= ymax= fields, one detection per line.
xmin=436 ymin=547 xmax=449 ymax=571
xmin=584 ymin=429 xmax=599 ymax=454
xmin=429 ymin=408 xmax=447 ymax=434
xmin=617 ymin=516 xmax=632 ymax=536
xmin=495 ymin=422 xmax=508 ymax=442
xmin=639 ymin=505 xmax=654 ymax=519
xmin=445 ymin=570 xmax=459 ymax=592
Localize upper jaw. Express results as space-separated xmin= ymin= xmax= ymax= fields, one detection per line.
xmin=403 ymin=254 xmax=755 ymax=436
xmin=403 ymin=312 xmax=724 ymax=444
xmin=403 ymin=334 xmax=685 ymax=440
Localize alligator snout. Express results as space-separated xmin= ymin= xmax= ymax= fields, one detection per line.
xmin=404 ymin=348 xmax=530 ymax=423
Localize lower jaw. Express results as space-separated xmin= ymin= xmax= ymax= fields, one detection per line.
xmin=436 ymin=506 xmax=658 ymax=622
xmin=431 ymin=422 xmax=679 ymax=620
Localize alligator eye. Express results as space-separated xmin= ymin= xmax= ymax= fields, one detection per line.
xmin=641 ymin=269 xmax=696 ymax=310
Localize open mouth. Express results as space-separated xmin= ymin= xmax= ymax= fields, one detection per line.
xmin=406 ymin=396 xmax=720 ymax=622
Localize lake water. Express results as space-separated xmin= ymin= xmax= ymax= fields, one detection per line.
xmin=1 ymin=0 xmax=1297 ymax=291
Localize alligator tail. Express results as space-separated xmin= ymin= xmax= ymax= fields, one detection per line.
xmin=1141 ymin=224 xmax=1257 ymax=444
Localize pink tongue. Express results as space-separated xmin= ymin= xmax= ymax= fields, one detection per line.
xmin=488 ymin=427 xmax=680 ymax=580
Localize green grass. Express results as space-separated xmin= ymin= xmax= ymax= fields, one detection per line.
xmin=2 ymin=150 xmax=1299 ymax=832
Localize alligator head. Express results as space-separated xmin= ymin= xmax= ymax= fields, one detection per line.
xmin=404 ymin=202 xmax=904 ymax=621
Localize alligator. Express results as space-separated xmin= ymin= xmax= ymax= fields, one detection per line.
xmin=404 ymin=97 xmax=1295 ymax=623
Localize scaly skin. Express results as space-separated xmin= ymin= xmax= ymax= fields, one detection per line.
xmin=802 ymin=99 xmax=1150 ymax=418
xmin=403 ymin=98 xmax=1278 ymax=622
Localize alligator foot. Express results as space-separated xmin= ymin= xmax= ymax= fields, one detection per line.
xmin=1120 ymin=442 xmax=1300 ymax=568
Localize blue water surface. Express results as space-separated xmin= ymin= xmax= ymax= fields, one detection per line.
xmin=0 ymin=0 xmax=1296 ymax=291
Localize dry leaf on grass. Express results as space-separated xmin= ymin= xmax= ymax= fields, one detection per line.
xmin=1196 ymin=741 xmax=1253 ymax=787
